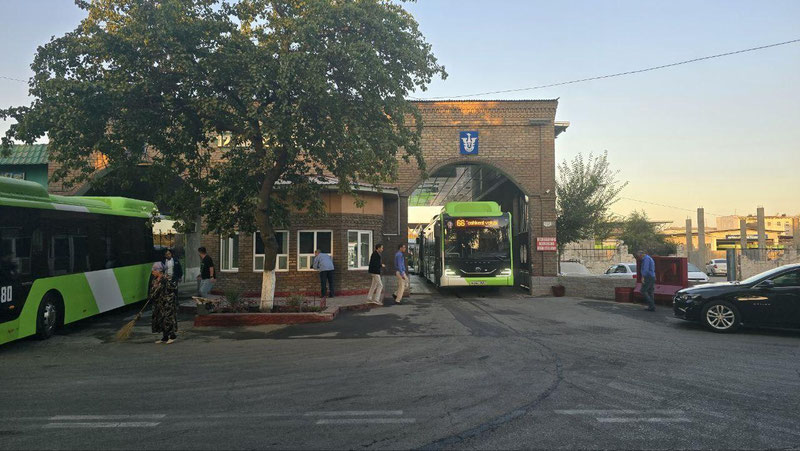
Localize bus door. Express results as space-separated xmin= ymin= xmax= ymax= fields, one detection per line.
xmin=0 ymin=207 xmax=39 ymax=325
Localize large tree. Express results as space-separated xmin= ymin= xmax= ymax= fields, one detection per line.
xmin=618 ymin=210 xmax=677 ymax=256
xmin=1 ymin=0 xmax=445 ymax=310
xmin=556 ymin=151 xmax=626 ymax=252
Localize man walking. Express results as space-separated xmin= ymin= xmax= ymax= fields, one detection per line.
xmin=197 ymin=247 xmax=215 ymax=297
xmin=393 ymin=243 xmax=410 ymax=304
xmin=313 ymin=249 xmax=335 ymax=298
xmin=637 ymin=249 xmax=656 ymax=311
xmin=367 ymin=243 xmax=385 ymax=305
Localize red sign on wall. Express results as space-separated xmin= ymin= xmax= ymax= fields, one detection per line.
xmin=536 ymin=237 xmax=557 ymax=252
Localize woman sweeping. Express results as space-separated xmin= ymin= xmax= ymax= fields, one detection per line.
xmin=150 ymin=261 xmax=179 ymax=344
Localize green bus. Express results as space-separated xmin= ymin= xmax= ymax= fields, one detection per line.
xmin=419 ymin=201 xmax=514 ymax=287
xmin=0 ymin=177 xmax=156 ymax=345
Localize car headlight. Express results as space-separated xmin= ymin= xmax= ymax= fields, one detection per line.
xmin=500 ymin=268 xmax=512 ymax=275
xmin=444 ymin=268 xmax=456 ymax=276
xmin=676 ymin=293 xmax=701 ymax=302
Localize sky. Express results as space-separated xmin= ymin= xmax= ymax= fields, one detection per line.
xmin=1 ymin=0 xmax=799 ymax=227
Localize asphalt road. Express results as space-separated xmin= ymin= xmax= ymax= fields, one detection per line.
xmin=1 ymin=280 xmax=799 ymax=450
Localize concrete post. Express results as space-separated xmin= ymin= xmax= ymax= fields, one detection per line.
xmin=793 ymin=217 xmax=800 ymax=251
xmin=757 ymin=207 xmax=766 ymax=260
xmin=697 ymin=208 xmax=706 ymax=267
xmin=739 ymin=218 xmax=748 ymax=260
xmin=685 ymin=218 xmax=693 ymax=259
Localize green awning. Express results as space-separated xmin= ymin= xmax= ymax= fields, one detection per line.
xmin=0 ymin=144 xmax=48 ymax=165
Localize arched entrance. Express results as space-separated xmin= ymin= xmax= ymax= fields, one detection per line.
xmin=388 ymin=100 xmax=568 ymax=294
xmin=406 ymin=162 xmax=534 ymax=290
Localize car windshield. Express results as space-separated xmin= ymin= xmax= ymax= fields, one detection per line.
xmin=627 ymin=264 xmax=637 ymax=272
xmin=688 ymin=263 xmax=701 ymax=272
xmin=740 ymin=266 xmax=796 ymax=285
xmin=443 ymin=216 xmax=510 ymax=261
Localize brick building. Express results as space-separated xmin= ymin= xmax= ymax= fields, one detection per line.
xmin=48 ymin=99 xmax=567 ymax=295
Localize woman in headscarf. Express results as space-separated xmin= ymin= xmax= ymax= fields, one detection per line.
xmin=150 ymin=261 xmax=178 ymax=344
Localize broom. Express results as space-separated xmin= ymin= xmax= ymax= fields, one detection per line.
xmin=115 ymin=298 xmax=152 ymax=341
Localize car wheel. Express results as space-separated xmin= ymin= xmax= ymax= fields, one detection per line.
xmin=36 ymin=294 xmax=61 ymax=340
xmin=702 ymin=301 xmax=740 ymax=333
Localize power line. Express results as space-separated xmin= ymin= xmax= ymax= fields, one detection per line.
xmin=620 ymin=197 xmax=725 ymax=217
xmin=411 ymin=38 xmax=800 ymax=100
xmin=0 ymin=75 xmax=27 ymax=83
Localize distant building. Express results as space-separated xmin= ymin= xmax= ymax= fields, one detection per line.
xmin=662 ymin=225 xmax=786 ymax=251
xmin=0 ymin=144 xmax=48 ymax=188
xmin=716 ymin=214 xmax=798 ymax=236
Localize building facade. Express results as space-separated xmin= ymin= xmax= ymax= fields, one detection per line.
xmin=0 ymin=145 xmax=49 ymax=188
xmin=45 ymin=100 xmax=566 ymax=295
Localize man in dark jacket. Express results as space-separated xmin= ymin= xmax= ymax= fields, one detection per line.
xmin=367 ymin=244 xmax=385 ymax=305
xmin=162 ymin=249 xmax=183 ymax=284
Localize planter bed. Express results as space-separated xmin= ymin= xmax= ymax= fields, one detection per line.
xmin=194 ymin=307 xmax=339 ymax=327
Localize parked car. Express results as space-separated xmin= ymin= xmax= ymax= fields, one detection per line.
xmin=602 ymin=263 xmax=638 ymax=279
xmin=687 ymin=263 xmax=710 ymax=283
xmin=673 ymin=263 xmax=800 ymax=332
xmin=705 ymin=258 xmax=728 ymax=276
xmin=559 ymin=261 xmax=592 ymax=276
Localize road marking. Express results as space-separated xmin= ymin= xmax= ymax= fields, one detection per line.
xmin=43 ymin=422 xmax=160 ymax=429
xmin=50 ymin=414 xmax=166 ymax=420
xmin=315 ymin=418 xmax=416 ymax=425
xmin=305 ymin=411 xmax=403 ymax=417
xmin=597 ymin=417 xmax=691 ymax=423
xmin=555 ymin=410 xmax=684 ymax=415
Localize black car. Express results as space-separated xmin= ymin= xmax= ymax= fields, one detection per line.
xmin=673 ymin=263 xmax=800 ymax=333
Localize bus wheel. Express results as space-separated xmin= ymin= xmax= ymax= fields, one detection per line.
xmin=36 ymin=295 xmax=61 ymax=340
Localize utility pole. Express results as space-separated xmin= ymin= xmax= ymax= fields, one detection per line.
xmin=697 ymin=208 xmax=706 ymax=267
xmin=757 ymin=207 xmax=766 ymax=260
xmin=685 ymin=218 xmax=693 ymax=260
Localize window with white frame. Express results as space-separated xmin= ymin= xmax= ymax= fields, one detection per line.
xmin=297 ymin=230 xmax=332 ymax=270
xmin=347 ymin=230 xmax=372 ymax=270
xmin=253 ymin=231 xmax=289 ymax=272
xmin=220 ymin=233 xmax=239 ymax=272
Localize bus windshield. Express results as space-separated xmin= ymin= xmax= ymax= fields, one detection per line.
xmin=444 ymin=216 xmax=510 ymax=261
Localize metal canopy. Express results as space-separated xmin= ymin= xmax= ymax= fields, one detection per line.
xmin=408 ymin=164 xmax=511 ymax=207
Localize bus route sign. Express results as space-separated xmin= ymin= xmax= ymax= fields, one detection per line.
xmin=536 ymin=237 xmax=557 ymax=252
xmin=455 ymin=219 xmax=499 ymax=228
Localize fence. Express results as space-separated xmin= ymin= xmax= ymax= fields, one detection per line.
xmin=560 ymin=241 xmax=635 ymax=275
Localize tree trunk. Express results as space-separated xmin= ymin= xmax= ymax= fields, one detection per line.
xmin=260 ymin=269 xmax=276 ymax=312
xmin=255 ymin=172 xmax=281 ymax=312
xmin=253 ymin=143 xmax=288 ymax=312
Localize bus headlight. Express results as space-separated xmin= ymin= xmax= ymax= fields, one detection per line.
xmin=444 ymin=268 xmax=456 ymax=276
xmin=500 ymin=268 xmax=512 ymax=275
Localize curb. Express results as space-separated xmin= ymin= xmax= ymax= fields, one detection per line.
xmin=192 ymin=302 xmax=381 ymax=327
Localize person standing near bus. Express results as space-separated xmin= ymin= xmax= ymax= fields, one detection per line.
xmin=367 ymin=243 xmax=385 ymax=305
xmin=150 ymin=262 xmax=178 ymax=344
xmin=197 ymin=247 xmax=215 ymax=297
xmin=312 ymin=249 xmax=335 ymax=298
xmin=162 ymin=249 xmax=183 ymax=285
xmin=393 ymin=243 xmax=409 ymax=304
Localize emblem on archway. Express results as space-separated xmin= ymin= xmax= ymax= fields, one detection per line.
xmin=459 ymin=131 xmax=479 ymax=155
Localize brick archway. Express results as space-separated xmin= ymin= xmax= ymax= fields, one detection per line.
xmin=387 ymin=100 xmax=565 ymax=292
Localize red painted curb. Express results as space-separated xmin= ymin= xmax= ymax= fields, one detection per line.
xmin=192 ymin=302 xmax=380 ymax=327
xmin=194 ymin=310 xmax=336 ymax=327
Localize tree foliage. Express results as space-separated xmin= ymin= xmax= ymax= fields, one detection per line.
xmin=619 ymin=210 xmax=677 ymax=256
xmin=1 ymin=0 xmax=445 ymax=284
xmin=556 ymin=151 xmax=626 ymax=251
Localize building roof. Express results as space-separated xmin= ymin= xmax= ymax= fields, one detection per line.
xmin=0 ymin=144 xmax=48 ymax=165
